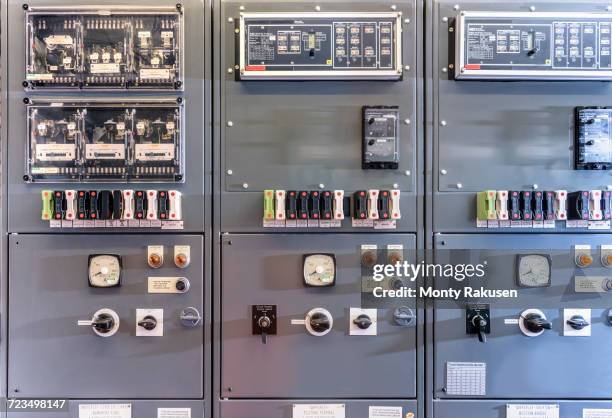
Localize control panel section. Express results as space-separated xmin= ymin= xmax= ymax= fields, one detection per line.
xmin=25 ymin=7 xmax=183 ymax=89
xmin=26 ymin=101 xmax=183 ymax=182
xmin=455 ymin=12 xmax=612 ymax=80
xmin=238 ymin=12 xmax=402 ymax=80
xmin=362 ymin=106 xmax=400 ymax=169
xmin=575 ymin=107 xmax=612 ymax=170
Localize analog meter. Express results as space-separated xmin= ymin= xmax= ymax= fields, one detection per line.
xmin=516 ymin=254 xmax=552 ymax=288
xmin=303 ymin=253 xmax=336 ymax=287
xmin=88 ymin=254 xmax=122 ymax=288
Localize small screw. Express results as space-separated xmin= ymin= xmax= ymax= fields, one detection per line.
xmin=239 ymin=5 xmax=245 ymax=11
xmin=442 ymin=17 xmax=449 ymax=23
xmin=442 ymin=67 xmax=448 ymax=73
xmin=608 ymin=5 xmax=612 ymax=11
xmin=404 ymin=18 xmax=410 ymax=24
xmin=234 ymin=28 xmax=240 ymax=34
xmin=404 ymin=119 xmax=411 ymax=125
xmin=242 ymin=183 xmax=249 ymax=189
xmin=607 ymin=185 xmax=612 ymax=190
xmin=315 ymin=5 xmax=321 ymax=11
xmin=405 ymin=170 xmax=411 ymax=176
xmin=529 ymin=5 xmax=536 ymax=11
xmin=391 ymin=5 xmax=397 ymax=11
xmin=227 ymin=17 xmax=234 ymax=22
xmin=227 ymin=169 xmax=233 ymax=175
xmin=533 ymin=184 xmax=539 ymax=190
xmin=227 ymin=387 xmax=233 ymax=392
xmin=440 ymin=120 xmax=447 ymax=126
xmin=449 ymin=27 xmax=454 ymax=32
xmin=227 ymin=121 xmax=234 ymax=127
xmin=393 ymin=183 xmax=399 ymax=189
xmin=453 ymin=4 xmax=460 ymax=10
xmin=319 ymin=183 xmax=325 ymax=189
xmin=405 ymin=65 xmax=410 ymax=71
xmin=456 ymin=183 xmax=463 ymax=189
xmin=440 ymin=169 xmax=447 ymax=175
xmin=227 ymin=68 xmax=233 ymax=73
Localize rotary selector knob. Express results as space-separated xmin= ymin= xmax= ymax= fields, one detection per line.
xmin=77 ymin=308 xmax=120 ymax=337
xmin=519 ymin=309 xmax=551 ymax=337
xmin=393 ymin=307 xmax=416 ymax=326
xmin=361 ymin=251 xmax=377 ymax=268
xmin=138 ymin=315 xmax=157 ymax=331
xmin=148 ymin=253 xmax=163 ymax=268
xmin=576 ymin=253 xmax=593 ymax=268
xmin=258 ymin=315 xmax=271 ymax=330
xmin=567 ymin=315 xmax=590 ymax=330
xmin=353 ymin=314 xmax=372 ymax=330
xmin=175 ymin=277 xmax=190 ymax=293
xmin=603 ymin=279 xmax=612 ymax=292
xmin=304 ymin=308 xmax=333 ymax=336
xmin=180 ymin=307 xmax=202 ymax=327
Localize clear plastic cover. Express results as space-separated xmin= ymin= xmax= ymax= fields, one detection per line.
xmin=26 ymin=102 xmax=184 ymax=182
xmin=25 ymin=9 xmax=183 ymax=89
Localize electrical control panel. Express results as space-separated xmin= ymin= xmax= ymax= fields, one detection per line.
xmin=238 ymin=13 xmax=403 ymax=80
xmin=25 ymin=6 xmax=184 ymax=89
xmin=455 ymin=12 xmax=612 ymax=80
xmin=26 ymin=101 xmax=184 ymax=182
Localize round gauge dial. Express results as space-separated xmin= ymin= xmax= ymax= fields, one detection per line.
xmin=303 ymin=254 xmax=336 ymax=287
xmin=516 ymin=254 xmax=551 ymax=288
xmin=88 ymin=254 xmax=122 ymax=288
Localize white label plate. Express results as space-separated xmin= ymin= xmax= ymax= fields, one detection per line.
xmin=157 ymin=408 xmax=190 ymax=418
xmin=86 ymin=143 xmax=125 ymax=159
xmin=584 ymin=409 xmax=612 ymax=418
xmin=90 ymin=63 xmax=121 ymax=74
xmin=79 ymin=404 xmax=131 ymax=418
xmin=368 ymin=406 xmax=402 ymax=418
xmin=445 ymin=362 xmax=486 ymax=396
xmin=293 ymin=404 xmax=345 ymax=418
xmin=36 ymin=144 xmax=76 ymax=161
xmin=507 ymin=404 xmax=559 ymax=418
xmin=135 ymin=143 xmax=175 ymax=161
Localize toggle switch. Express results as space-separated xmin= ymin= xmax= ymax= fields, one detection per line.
xmin=147 ymin=245 xmax=164 ymax=268
xmin=519 ymin=308 xmax=551 ymax=337
xmin=252 ymin=305 xmax=277 ymax=344
xmin=77 ymin=308 xmax=120 ymax=337
xmin=466 ymin=304 xmax=490 ymax=343
xmin=174 ymin=245 xmax=190 ymax=268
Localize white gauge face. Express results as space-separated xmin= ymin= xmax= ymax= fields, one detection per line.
xmin=88 ymin=255 xmax=121 ymax=287
xmin=303 ymin=254 xmax=336 ymax=287
xmin=517 ymin=254 xmax=551 ymax=288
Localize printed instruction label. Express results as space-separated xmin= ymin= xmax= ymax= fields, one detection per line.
xmin=507 ymin=404 xmax=559 ymax=418
xmin=368 ymin=406 xmax=402 ymax=418
xmin=584 ymin=409 xmax=612 ymax=418
xmin=79 ymin=404 xmax=131 ymax=418
xmin=445 ymin=362 xmax=486 ymax=396
xmin=158 ymin=408 xmax=191 ymax=418
xmin=293 ymin=404 xmax=345 ymax=418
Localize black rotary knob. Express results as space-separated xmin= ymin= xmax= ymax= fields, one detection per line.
xmin=138 ymin=315 xmax=157 ymax=331
xmin=176 ymin=279 xmax=187 ymax=291
xmin=524 ymin=313 xmax=552 ymax=333
xmin=353 ymin=314 xmax=372 ymax=330
xmin=92 ymin=313 xmax=115 ymax=333
xmin=310 ymin=312 xmax=331 ymax=333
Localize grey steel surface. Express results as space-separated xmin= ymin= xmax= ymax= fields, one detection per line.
xmin=220 ymin=233 xmax=417 ymax=399
xmin=8 ymin=234 xmax=204 ymax=398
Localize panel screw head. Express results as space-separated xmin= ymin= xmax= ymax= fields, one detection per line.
xmin=442 ymin=17 xmax=449 ymax=23
xmin=440 ymin=120 xmax=447 ymax=126
xmin=440 ymin=169 xmax=447 ymax=175
xmin=607 ymin=5 xmax=612 ymax=11
xmin=227 ymin=68 xmax=233 ymax=73
xmin=319 ymin=183 xmax=325 ymax=189
xmin=404 ymin=65 xmax=410 ymax=70
xmin=404 ymin=18 xmax=410 ymax=24
xmin=391 ymin=5 xmax=397 ymax=11
xmin=533 ymin=184 xmax=539 ymax=190
xmin=529 ymin=5 xmax=536 ymax=11
xmin=393 ymin=183 xmax=399 ymax=189
xmin=242 ymin=183 xmax=249 ymax=189
xmin=227 ymin=17 xmax=234 ymax=22
xmin=456 ymin=183 xmax=463 ymax=189
xmin=453 ymin=4 xmax=460 ymax=10
xmin=442 ymin=67 xmax=448 ymax=73
xmin=607 ymin=185 xmax=612 ymax=190
xmin=239 ymin=5 xmax=245 ymax=11
xmin=315 ymin=5 xmax=321 ymax=11
xmin=404 ymin=119 xmax=411 ymax=125
xmin=227 ymin=121 xmax=234 ymax=127
xmin=405 ymin=170 xmax=411 ymax=176
xmin=226 ymin=169 xmax=233 ymax=175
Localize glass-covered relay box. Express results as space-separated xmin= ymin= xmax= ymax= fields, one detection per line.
xmin=26 ymin=101 xmax=184 ymax=182
xmin=25 ymin=6 xmax=183 ymax=89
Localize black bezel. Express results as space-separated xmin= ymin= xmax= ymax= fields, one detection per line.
xmin=515 ymin=254 xmax=552 ymax=288
xmin=302 ymin=253 xmax=336 ymax=287
xmin=88 ymin=253 xmax=123 ymax=288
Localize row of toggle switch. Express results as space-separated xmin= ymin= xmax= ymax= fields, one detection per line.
xmin=42 ymin=189 xmax=182 ymax=221
xmin=264 ymin=189 xmax=401 ymax=221
xmin=477 ymin=190 xmax=611 ymax=222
